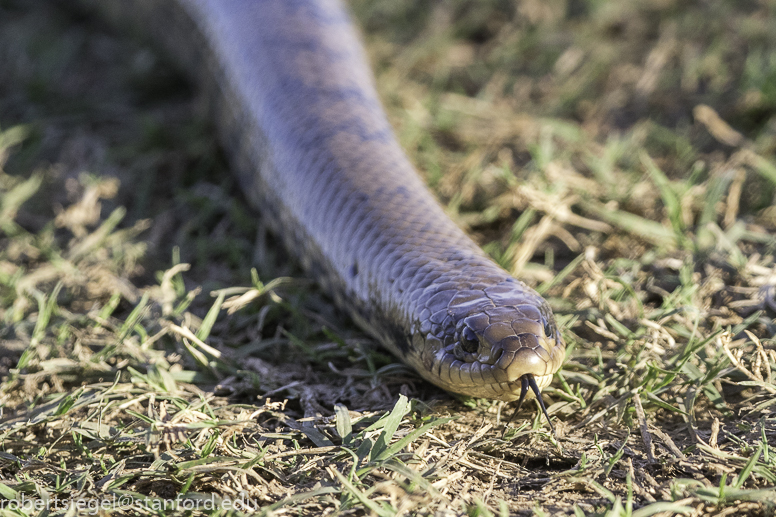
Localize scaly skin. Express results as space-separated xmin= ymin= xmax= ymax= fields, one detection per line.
xmin=80 ymin=0 xmax=566 ymax=405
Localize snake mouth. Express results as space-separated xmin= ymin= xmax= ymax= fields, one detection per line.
xmin=506 ymin=371 xmax=554 ymax=396
xmin=495 ymin=370 xmax=555 ymax=402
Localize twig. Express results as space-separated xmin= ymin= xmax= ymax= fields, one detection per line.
xmin=633 ymin=392 xmax=655 ymax=463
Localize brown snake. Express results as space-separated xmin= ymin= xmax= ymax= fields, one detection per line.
xmin=81 ymin=0 xmax=566 ymax=421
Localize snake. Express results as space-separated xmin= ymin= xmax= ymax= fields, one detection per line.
xmin=79 ymin=0 xmax=566 ymax=419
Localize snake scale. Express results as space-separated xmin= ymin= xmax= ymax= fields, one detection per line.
xmin=80 ymin=0 xmax=566 ymax=416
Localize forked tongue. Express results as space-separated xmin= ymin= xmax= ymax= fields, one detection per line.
xmin=504 ymin=374 xmax=555 ymax=434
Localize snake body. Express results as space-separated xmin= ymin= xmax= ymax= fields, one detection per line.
xmin=83 ymin=0 xmax=565 ymax=402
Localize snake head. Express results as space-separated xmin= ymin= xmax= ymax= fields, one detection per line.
xmin=427 ymin=278 xmax=565 ymax=401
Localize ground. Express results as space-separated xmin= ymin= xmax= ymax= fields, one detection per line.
xmin=0 ymin=0 xmax=775 ymax=515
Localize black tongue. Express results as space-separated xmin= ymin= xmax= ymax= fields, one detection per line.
xmin=526 ymin=374 xmax=555 ymax=433
xmin=504 ymin=374 xmax=555 ymax=434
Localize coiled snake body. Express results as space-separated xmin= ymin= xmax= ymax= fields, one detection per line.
xmin=84 ymin=0 xmax=566 ymax=407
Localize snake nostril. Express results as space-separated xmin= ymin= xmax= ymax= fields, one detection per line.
xmin=461 ymin=326 xmax=479 ymax=353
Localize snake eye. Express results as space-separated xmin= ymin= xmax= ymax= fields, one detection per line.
xmin=543 ymin=320 xmax=554 ymax=339
xmin=460 ymin=326 xmax=479 ymax=353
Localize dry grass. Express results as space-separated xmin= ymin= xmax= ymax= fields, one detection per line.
xmin=0 ymin=0 xmax=775 ymax=515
